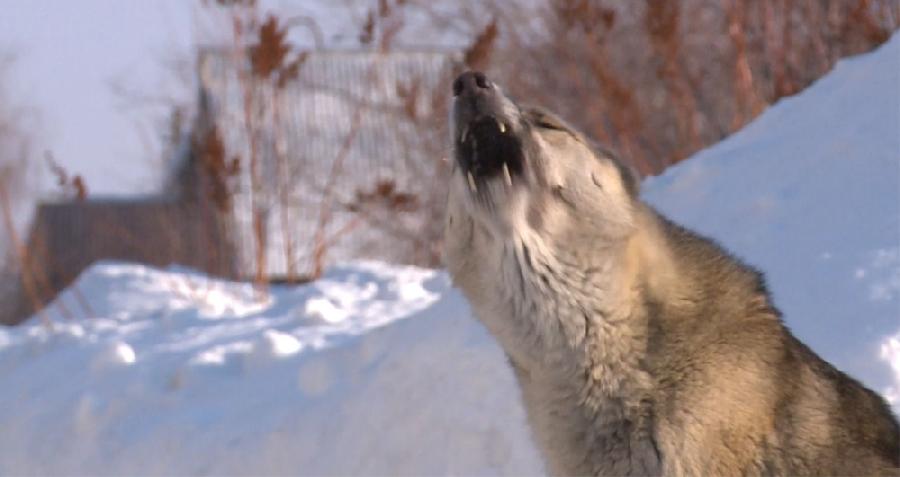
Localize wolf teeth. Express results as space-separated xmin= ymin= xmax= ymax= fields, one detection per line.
xmin=498 ymin=121 xmax=506 ymax=133
xmin=503 ymin=163 xmax=512 ymax=186
xmin=467 ymin=172 xmax=477 ymax=192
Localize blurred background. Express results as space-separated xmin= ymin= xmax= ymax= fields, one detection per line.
xmin=0 ymin=0 xmax=897 ymax=325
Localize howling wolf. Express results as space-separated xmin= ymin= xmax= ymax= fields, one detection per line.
xmin=442 ymin=71 xmax=899 ymax=476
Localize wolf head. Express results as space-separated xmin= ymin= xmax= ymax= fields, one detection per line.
xmin=448 ymin=71 xmax=639 ymax=243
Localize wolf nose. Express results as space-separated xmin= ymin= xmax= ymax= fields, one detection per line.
xmin=453 ymin=71 xmax=492 ymax=97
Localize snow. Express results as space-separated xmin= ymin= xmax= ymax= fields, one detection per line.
xmin=0 ymin=262 xmax=542 ymax=476
xmin=0 ymin=32 xmax=898 ymax=477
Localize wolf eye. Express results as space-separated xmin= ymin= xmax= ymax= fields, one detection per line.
xmin=525 ymin=108 xmax=575 ymax=135
xmin=535 ymin=120 xmax=568 ymax=132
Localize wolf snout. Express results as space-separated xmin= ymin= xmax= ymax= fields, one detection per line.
xmin=451 ymin=71 xmax=524 ymax=188
xmin=452 ymin=71 xmax=503 ymax=121
xmin=453 ymin=71 xmax=493 ymax=97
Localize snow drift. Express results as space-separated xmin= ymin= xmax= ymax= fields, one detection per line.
xmin=0 ymin=263 xmax=542 ymax=475
xmin=1 ymin=32 xmax=898 ymax=477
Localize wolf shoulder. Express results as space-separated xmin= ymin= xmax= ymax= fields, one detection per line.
xmin=640 ymin=205 xmax=900 ymax=474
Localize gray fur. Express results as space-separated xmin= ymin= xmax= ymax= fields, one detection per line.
xmin=444 ymin=73 xmax=900 ymax=476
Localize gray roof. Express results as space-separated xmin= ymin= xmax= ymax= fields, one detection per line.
xmin=196 ymin=49 xmax=461 ymax=278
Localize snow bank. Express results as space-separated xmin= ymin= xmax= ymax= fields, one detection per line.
xmin=643 ymin=33 xmax=900 ymax=407
xmin=0 ymin=262 xmax=542 ymax=476
xmin=1 ymin=31 xmax=898 ymax=477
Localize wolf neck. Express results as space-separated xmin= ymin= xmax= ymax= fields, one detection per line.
xmin=502 ymin=223 xmax=655 ymax=391
xmin=491 ymin=220 xmax=666 ymax=475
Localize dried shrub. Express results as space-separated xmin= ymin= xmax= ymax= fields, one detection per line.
xmin=396 ymin=78 xmax=422 ymax=120
xmin=351 ymin=180 xmax=419 ymax=213
xmin=360 ymin=11 xmax=376 ymax=45
xmin=250 ymin=16 xmax=291 ymax=80
xmin=195 ymin=126 xmax=239 ymax=212
xmin=45 ymin=152 xmax=88 ymax=201
xmin=464 ymin=19 xmax=498 ymax=70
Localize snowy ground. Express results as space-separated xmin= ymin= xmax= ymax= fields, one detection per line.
xmin=0 ymin=263 xmax=542 ymax=476
xmin=1 ymin=33 xmax=898 ymax=477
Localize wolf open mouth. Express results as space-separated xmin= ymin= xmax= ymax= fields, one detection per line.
xmin=455 ymin=116 xmax=525 ymax=188
xmin=451 ymin=71 xmax=526 ymax=191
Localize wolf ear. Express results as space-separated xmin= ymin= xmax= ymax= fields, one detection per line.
xmin=592 ymin=141 xmax=641 ymax=198
xmin=615 ymin=160 xmax=641 ymax=198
